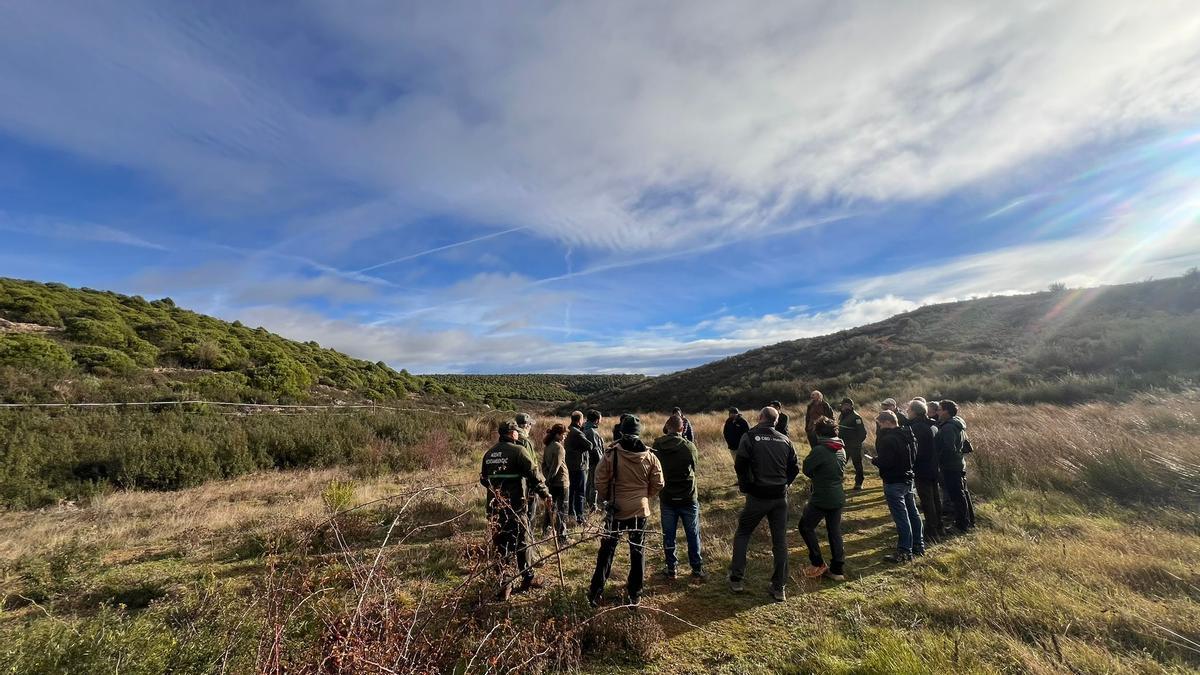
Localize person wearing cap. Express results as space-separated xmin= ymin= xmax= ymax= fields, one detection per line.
xmin=582 ymin=410 xmax=606 ymax=512
xmin=663 ymin=407 xmax=695 ymax=442
xmin=729 ymin=406 xmax=800 ymax=603
xmin=589 ymin=414 xmax=665 ymax=607
xmin=880 ymin=398 xmax=909 ymax=427
xmin=837 ymin=398 xmax=868 ymax=490
xmin=873 ymin=410 xmax=924 ymax=563
xmin=480 ymin=420 xmax=553 ymax=599
xmin=564 ymin=411 xmax=593 ymax=525
xmin=805 ymin=391 xmax=834 ymax=448
xmin=769 ymin=400 xmax=790 ymax=437
xmin=723 ymin=407 xmax=751 ymax=459
xmin=515 ymin=413 xmax=540 ymax=525
xmin=652 ymin=415 xmax=705 ymax=580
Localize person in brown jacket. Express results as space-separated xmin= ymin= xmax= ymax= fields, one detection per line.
xmin=588 ymin=414 xmax=665 ymax=607
xmin=805 ymin=390 xmax=835 ymax=447
xmin=540 ymin=423 xmax=570 ymax=546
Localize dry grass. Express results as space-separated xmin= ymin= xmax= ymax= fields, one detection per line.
xmin=2 ymin=395 xmax=1199 ymax=673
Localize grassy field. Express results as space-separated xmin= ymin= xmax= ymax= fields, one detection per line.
xmin=1 ymin=397 xmax=1198 ymax=673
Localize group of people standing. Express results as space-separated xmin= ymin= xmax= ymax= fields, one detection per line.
xmin=478 ymin=393 xmax=975 ymax=604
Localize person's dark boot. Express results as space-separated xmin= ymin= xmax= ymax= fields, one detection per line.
xmin=883 ymin=551 xmax=913 ymax=564
xmin=587 ymin=587 xmax=603 ymax=608
xmin=514 ymin=576 xmax=543 ymax=595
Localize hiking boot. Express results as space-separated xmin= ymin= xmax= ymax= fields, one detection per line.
xmin=514 ymin=577 xmax=544 ymax=595
xmin=587 ymin=588 xmax=603 ymax=608
xmin=883 ymin=552 xmax=913 ymax=564
xmin=728 ymin=576 xmax=745 ymax=593
xmin=768 ymin=585 xmax=786 ymax=603
xmin=852 ymin=483 xmax=863 ymax=491
xmin=690 ymin=568 xmax=708 ymax=581
xmin=824 ymin=570 xmax=846 ymax=582
xmin=657 ymin=567 xmax=677 ymax=580
xmin=803 ymin=563 xmax=829 ymax=578
xmin=913 ymin=548 xmax=926 ymax=557
xmin=625 ymin=591 xmax=640 ymax=608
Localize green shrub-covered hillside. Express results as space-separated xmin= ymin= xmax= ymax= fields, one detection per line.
xmin=0 ymin=278 xmax=460 ymax=405
xmin=583 ymin=272 xmax=1200 ymax=413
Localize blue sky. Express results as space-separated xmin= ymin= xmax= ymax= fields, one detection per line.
xmin=2 ymin=1 xmax=1199 ymax=374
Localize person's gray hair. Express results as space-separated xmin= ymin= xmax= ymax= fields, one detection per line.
xmin=759 ymin=406 xmax=780 ymax=424
xmin=908 ymin=399 xmax=928 ymax=418
xmin=876 ymin=410 xmax=898 ymax=425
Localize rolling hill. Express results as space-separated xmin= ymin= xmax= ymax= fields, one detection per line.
xmin=581 ymin=272 xmax=1200 ymax=413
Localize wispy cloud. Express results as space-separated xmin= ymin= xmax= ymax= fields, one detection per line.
xmin=0 ymin=212 xmax=167 ymax=251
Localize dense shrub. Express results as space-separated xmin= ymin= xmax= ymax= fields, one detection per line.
xmin=72 ymin=345 xmax=138 ymax=376
xmin=0 ymin=334 xmax=74 ymax=374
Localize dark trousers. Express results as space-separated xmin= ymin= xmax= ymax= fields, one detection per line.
xmin=586 ymin=461 xmax=599 ymax=511
xmin=943 ymin=470 xmax=975 ymax=530
xmin=567 ymin=468 xmax=587 ymax=522
xmin=798 ymin=502 xmax=844 ymax=574
xmin=730 ymin=494 xmax=789 ymax=591
xmin=491 ymin=506 xmax=533 ymax=583
xmin=915 ymin=476 xmax=943 ymax=539
xmin=846 ymin=444 xmax=865 ymax=486
xmin=542 ymin=484 xmax=568 ymax=541
xmin=590 ymin=516 xmax=647 ymax=601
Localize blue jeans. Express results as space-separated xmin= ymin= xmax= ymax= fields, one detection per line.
xmin=660 ymin=501 xmax=703 ymax=572
xmin=567 ymin=468 xmax=587 ymax=522
xmin=883 ymin=481 xmax=924 ymax=554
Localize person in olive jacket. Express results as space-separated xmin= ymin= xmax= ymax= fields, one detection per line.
xmin=798 ymin=417 xmax=849 ymax=581
xmin=540 ymin=423 xmax=570 ymax=547
xmin=935 ymin=400 xmax=975 ymax=532
xmin=837 ymin=398 xmax=868 ymax=490
xmin=652 ymin=415 xmax=705 ymax=579
xmin=480 ymin=420 xmax=553 ymax=599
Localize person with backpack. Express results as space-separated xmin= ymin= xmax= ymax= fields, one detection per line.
xmin=908 ymin=400 xmax=943 ymax=544
xmin=652 ymin=415 xmax=705 ymax=580
xmin=805 ymin=391 xmax=834 ymax=447
xmin=480 ymin=421 xmax=553 ymax=599
xmin=664 ymin=407 xmax=695 ymax=442
xmin=589 ymin=415 xmax=665 ymax=608
xmin=935 ymin=400 xmax=975 ymax=533
xmin=723 ymin=407 xmax=751 ymax=459
xmin=729 ymin=407 xmax=800 ymax=602
xmin=540 ymin=423 xmax=570 ymax=547
xmin=564 ymin=411 xmax=593 ymax=525
xmin=799 ymin=417 xmax=848 ymax=581
xmin=872 ymin=410 xmax=925 ymax=562
xmin=837 ymin=398 xmax=868 ymax=490
xmin=582 ymin=410 xmax=606 ymax=513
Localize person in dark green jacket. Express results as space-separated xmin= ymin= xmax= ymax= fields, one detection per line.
xmin=652 ymin=415 xmax=705 ymax=579
xmin=798 ymin=417 xmax=848 ymax=580
xmin=838 ymin=398 xmax=868 ymax=490
xmin=480 ymin=421 xmax=553 ymax=599
xmin=935 ymin=400 xmax=975 ymax=532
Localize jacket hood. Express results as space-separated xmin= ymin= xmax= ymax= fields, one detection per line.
xmin=946 ymin=416 xmax=966 ymax=431
xmin=617 ymin=436 xmax=649 ymax=454
xmin=817 ymin=436 xmax=845 ymax=451
xmin=654 ymin=434 xmax=689 ymax=452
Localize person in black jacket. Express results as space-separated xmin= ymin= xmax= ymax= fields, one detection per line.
xmin=723 ymin=407 xmax=750 ymax=458
xmin=907 ymin=400 xmax=943 ymax=544
xmin=665 ymin=407 xmax=696 ymax=442
xmin=837 ymin=398 xmax=868 ymax=490
xmin=564 ymin=411 xmax=593 ymax=526
xmin=769 ymin=400 xmax=790 ymax=437
xmin=872 ymin=410 xmax=924 ymax=563
xmin=729 ymin=407 xmax=800 ymax=602
xmin=480 ymin=420 xmax=553 ymax=599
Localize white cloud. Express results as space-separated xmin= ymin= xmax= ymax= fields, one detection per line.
xmin=0 ymin=212 xmax=167 ymax=251
xmin=1 ymin=2 xmax=1198 ymax=253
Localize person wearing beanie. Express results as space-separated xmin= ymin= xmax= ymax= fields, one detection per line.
xmin=723 ymin=407 xmax=751 ymax=458
xmin=480 ymin=420 xmax=553 ymax=599
xmin=589 ymin=414 xmax=665 ymax=607
xmin=805 ymin=391 xmax=834 ymax=448
xmin=837 ymin=397 xmax=868 ymax=490
xmin=729 ymin=407 xmax=799 ymax=603
xmin=652 ymin=415 xmax=705 ymax=580
xmin=799 ymin=417 xmax=848 ymax=581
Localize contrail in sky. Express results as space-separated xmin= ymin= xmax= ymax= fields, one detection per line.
xmin=355 ymin=227 xmax=527 ymax=273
